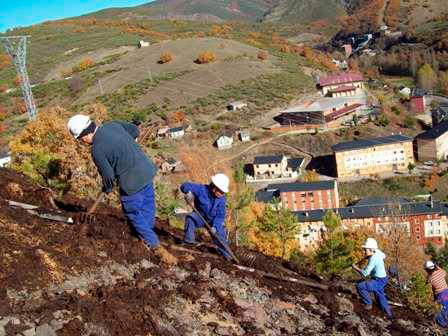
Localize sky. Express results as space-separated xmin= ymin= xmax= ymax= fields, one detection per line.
xmin=0 ymin=0 xmax=152 ymax=32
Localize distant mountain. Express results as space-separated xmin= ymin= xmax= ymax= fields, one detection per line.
xmin=88 ymin=0 xmax=281 ymax=22
xmin=263 ymin=0 xmax=346 ymax=23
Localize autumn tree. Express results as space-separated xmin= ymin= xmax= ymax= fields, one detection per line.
xmin=0 ymin=53 xmax=11 ymax=71
xmin=257 ymin=50 xmax=268 ymax=61
xmin=159 ymin=52 xmax=173 ymax=64
xmin=196 ymin=51 xmax=217 ymax=64
xmin=74 ymin=58 xmax=94 ymax=72
xmin=417 ymin=64 xmax=437 ymax=91
xmin=303 ymin=169 xmax=319 ymax=182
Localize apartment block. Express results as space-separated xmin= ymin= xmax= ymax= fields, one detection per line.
xmin=332 ymin=134 xmax=414 ymax=178
xmin=416 ymin=121 xmax=448 ymax=161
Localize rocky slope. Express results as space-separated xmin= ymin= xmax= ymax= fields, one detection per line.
xmin=0 ymin=168 xmax=439 ymax=335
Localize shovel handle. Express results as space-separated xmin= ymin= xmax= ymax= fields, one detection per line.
xmin=88 ymin=192 xmax=104 ymax=214
xmin=190 ymin=204 xmax=239 ymax=264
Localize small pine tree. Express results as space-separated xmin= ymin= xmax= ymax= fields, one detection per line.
xmin=314 ymin=210 xmax=354 ymax=274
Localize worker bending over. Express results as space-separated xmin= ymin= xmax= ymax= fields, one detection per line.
xmin=180 ymin=174 xmax=231 ymax=260
xmin=352 ymin=238 xmax=393 ymax=318
xmin=424 ymin=260 xmax=448 ymax=327
xmin=67 ymin=115 xmax=175 ymax=263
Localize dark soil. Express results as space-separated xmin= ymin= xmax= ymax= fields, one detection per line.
xmin=0 ymin=168 xmax=439 ymax=335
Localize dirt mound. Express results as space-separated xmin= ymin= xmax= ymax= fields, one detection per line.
xmin=0 ymin=168 xmax=439 ymax=335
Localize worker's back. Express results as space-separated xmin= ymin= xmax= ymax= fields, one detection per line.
xmin=92 ymin=121 xmax=156 ymax=195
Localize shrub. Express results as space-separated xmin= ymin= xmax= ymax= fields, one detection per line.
xmin=196 ymin=51 xmax=217 ymax=64
xmin=159 ymin=52 xmax=173 ymax=64
xmin=257 ymin=50 xmax=268 ymax=61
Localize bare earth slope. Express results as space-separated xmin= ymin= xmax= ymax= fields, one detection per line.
xmin=75 ymin=37 xmax=279 ymax=106
xmin=0 ymin=168 xmax=439 ymax=335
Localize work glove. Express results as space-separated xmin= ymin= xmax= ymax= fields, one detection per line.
xmin=184 ymin=191 xmax=195 ymax=205
xmin=210 ymin=226 xmax=217 ymax=235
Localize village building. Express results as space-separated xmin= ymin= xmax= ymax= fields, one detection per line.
xmin=0 ymin=152 xmax=11 ymax=168
xmin=416 ymin=121 xmax=448 ymax=161
xmin=160 ymin=158 xmax=184 ymax=174
xmin=239 ymin=130 xmax=250 ymax=142
xmin=410 ymin=88 xmax=427 ymax=114
xmin=431 ymin=103 xmax=448 ymax=126
xmin=317 ymin=72 xmax=364 ymax=97
xmin=138 ymin=41 xmax=150 ymax=48
xmin=332 ymin=134 xmax=415 ymax=178
xmin=216 ymin=134 xmax=233 ymax=150
xmin=157 ymin=125 xmax=189 ymax=139
xmin=294 ymin=197 xmax=448 ymax=252
xmin=247 ymin=155 xmax=304 ymax=182
xmin=256 ymin=180 xmax=339 ymax=211
xmin=227 ymin=101 xmax=247 ymax=111
xmin=274 ymin=96 xmax=368 ymax=130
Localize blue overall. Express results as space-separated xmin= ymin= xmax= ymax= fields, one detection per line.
xmin=180 ymin=182 xmax=230 ymax=259
xmin=356 ymin=277 xmax=392 ymax=317
xmin=435 ymin=289 xmax=448 ymax=327
xmin=120 ymin=183 xmax=159 ymax=248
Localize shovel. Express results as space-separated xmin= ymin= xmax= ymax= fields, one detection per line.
xmin=189 ymin=203 xmax=239 ymax=264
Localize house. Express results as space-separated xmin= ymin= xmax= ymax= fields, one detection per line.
xmin=247 ymin=155 xmax=304 ymax=182
xmin=166 ymin=127 xmax=185 ymax=139
xmin=317 ymin=72 xmax=364 ymax=97
xmin=239 ymin=130 xmax=250 ymax=142
xmin=274 ymin=96 xmax=367 ymax=129
xmin=410 ymin=88 xmax=427 ymax=114
xmin=431 ymin=103 xmax=448 ymax=126
xmin=332 ymin=59 xmax=348 ymax=70
xmin=398 ymin=87 xmax=411 ymax=99
xmin=0 ymin=147 xmax=10 ymax=168
xmin=227 ymin=101 xmax=247 ymax=111
xmin=160 ymin=158 xmax=181 ymax=174
xmin=216 ymin=134 xmax=233 ymax=150
xmin=256 ymin=180 xmax=339 ymax=211
xmin=342 ymin=44 xmax=352 ymax=58
xmin=416 ymin=121 xmax=448 ymax=161
xmin=294 ymin=197 xmax=448 ymax=251
xmin=138 ymin=41 xmax=150 ymax=48
xmin=332 ymin=134 xmax=415 ymax=178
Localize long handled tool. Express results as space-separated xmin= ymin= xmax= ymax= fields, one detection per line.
xmin=189 ymin=204 xmax=239 ymax=264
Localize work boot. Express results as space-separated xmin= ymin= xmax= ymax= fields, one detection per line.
xmin=154 ymin=246 xmax=178 ymax=265
xmin=181 ymin=240 xmax=203 ymax=248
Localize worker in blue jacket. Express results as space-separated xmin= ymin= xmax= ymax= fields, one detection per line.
xmin=352 ymin=238 xmax=393 ymax=318
xmin=180 ymin=174 xmax=231 ymax=260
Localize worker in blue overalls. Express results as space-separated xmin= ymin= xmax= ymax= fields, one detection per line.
xmin=180 ymin=174 xmax=231 ymax=260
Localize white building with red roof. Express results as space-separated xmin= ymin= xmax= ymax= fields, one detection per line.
xmin=318 ymin=72 xmax=364 ymax=97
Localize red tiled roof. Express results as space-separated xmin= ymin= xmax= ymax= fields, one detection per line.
xmin=329 ymin=85 xmax=357 ymax=93
xmin=325 ymin=103 xmax=363 ymax=122
xmin=319 ymin=72 xmax=364 ymax=87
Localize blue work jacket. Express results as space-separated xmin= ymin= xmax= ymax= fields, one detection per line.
xmin=181 ymin=182 xmax=226 ymax=229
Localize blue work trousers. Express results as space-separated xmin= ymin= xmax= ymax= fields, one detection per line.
xmin=435 ymin=289 xmax=448 ymax=327
xmin=120 ymin=183 xmax=159 ymax=248
xmin=356 ymin=277 xmax=392 ymax=317
xmin=184 ymin=212 xmax=230 ymax=259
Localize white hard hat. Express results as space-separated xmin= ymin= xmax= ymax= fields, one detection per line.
xmin=67 ymin=115 xmax=92 ymax=139
xmin=211 ymin=173 xmax=229 ymax=193
xmin=362 ymin=238 xmax=378 ymax=250
xmin=425 ymin=260 xmax=436 ymax=270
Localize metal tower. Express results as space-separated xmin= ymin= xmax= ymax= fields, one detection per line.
xmin=0 ymin=36 xmax=37 ymax=119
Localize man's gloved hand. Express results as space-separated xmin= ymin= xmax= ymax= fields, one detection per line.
xmin=210 ymin=226 xmax=217 ymax=235
xmin=184 ymin=191 xmax=195 ymax=205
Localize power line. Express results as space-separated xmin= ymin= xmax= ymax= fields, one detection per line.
xmin=0 ymin=36 xmax=37 ymax=119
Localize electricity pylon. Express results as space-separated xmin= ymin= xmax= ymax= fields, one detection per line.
xmin=0 ymin=36 xmax=37 ymax=119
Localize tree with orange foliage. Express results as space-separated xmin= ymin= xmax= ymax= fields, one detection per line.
xmin=279 ymin=45 xmax=290 ymax=53
xmin=257 ymin=50 xmax=268 ymax=61
xmin=348 ymin=58 xmax=360 ymax=72
xmin=424 ymin=166 xmax=439 ymax=192
xmin=169 ymin=110 xmax=185 ymax=124
xmin=13 ymin=75 xmax=21 ymax=87
xmin=0 ymin=53 xmax=12 ymax=71
xmin=159 ymin=52 xmax=174 ymax=64
xmin=77 ymin=58 xmax=94 ymax=71
xmin=0 ymin=84 xmax=8 ymax=93
xmin=196 ymin=51 xmax=217 ymax=64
